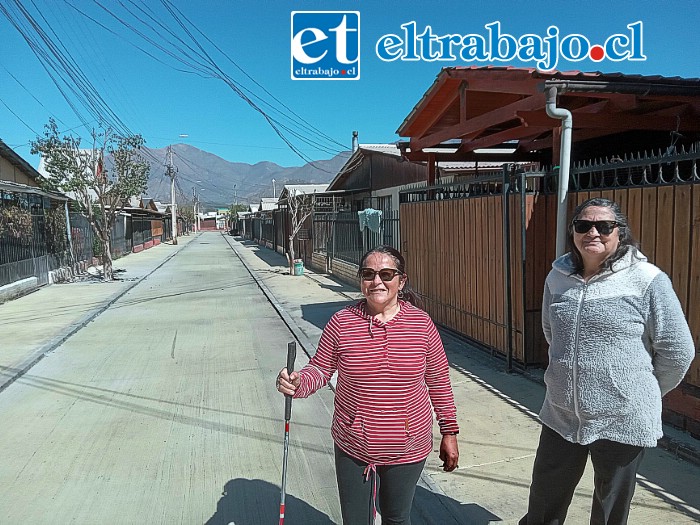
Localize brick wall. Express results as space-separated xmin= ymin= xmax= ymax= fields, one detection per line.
xmin=329 ymin=258 xmax=360 ymax=288
xmin=309 ymin=252 xmax=327 ymax=273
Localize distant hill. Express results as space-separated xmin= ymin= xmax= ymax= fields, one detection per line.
xmin=142 ymin=144 xmax=351 ymax=209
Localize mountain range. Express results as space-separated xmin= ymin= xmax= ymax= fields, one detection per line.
xmin=142 ymin=144 xmax=351 ymax=209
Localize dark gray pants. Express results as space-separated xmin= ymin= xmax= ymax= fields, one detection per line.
xmin=334 ymin=445 xmax=426 ymax=525
xmin=520 ymin=424 xmax=645 ymax=525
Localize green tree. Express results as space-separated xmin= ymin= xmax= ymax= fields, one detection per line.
xmin=228 ymin=203 xmax=248 ymax=215
xmin=31 ymin=118 xmax=150 ymax=280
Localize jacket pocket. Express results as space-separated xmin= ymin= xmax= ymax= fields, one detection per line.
xmin=333 ymin=403 xmax=360 ymax=435
xmin=362 ymin=407 xmax=410 ymax=461
xmin=579 ymin=364 xmax=632 ymax=416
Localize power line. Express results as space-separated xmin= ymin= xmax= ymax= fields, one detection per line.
xmin=0 ymin=97 xmax=40 ymax=135
xmin=0 ymin=63 xmax=68 ymax=128
xmin=162 ymin=0 xmax=347 ymax=151
xmin=0 ymin=0 xmax=133 ymax=138
xmin=4 ymin=1 xmax=350 ymax=173
xmin=71 ymin=0 xmax=347 ymax=165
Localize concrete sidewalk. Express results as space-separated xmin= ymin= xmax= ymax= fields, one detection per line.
xmin=226 ymin=236 xmax=700 ymax=524
xmin=0 ymin=234 xmax=197 ymax=394
xmin=2 ymin=231 xmax=699 ymax=523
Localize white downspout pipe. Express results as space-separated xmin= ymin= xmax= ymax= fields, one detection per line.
xmin=545 ymin=86 xmax=573 ymax=258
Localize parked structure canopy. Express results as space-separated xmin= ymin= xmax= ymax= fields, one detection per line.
xmin=396 ymin=67 xmax=700 ymax=165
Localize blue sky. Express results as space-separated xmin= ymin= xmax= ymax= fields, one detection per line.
xmin=1 ymin=0 xmax=698 ymax=170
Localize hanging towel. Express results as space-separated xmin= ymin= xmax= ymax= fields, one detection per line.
xmin=358 ymin=208 xmax=383 ymax=233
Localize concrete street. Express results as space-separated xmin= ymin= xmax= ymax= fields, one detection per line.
xmin=0 ymin=231 xmax=699 ymax=524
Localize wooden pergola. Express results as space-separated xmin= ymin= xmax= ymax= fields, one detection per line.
xmin=396 ymin=66 xmax=700 ymax=184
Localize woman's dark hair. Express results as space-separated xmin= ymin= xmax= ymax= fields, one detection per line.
xmin=567 ymin=198 xmax=639 ymax=274
xmin=358 ymin=245 xmax=421 ymax=307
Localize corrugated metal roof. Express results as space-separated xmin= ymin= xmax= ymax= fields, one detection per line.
xmin=439 ymin=161 xmax=512 ymax=170
xmin=447 ymin=65 xmax=700 ymax=84
xmin=357 ymin=144 xmax=402 ymax=156
xmin=258 ymin=199 xmax=277 ymax=211
xmin=282 ymin=184 xmax=329 ymax=196
xmin=0 ymin=179 xmax=69 ymax=200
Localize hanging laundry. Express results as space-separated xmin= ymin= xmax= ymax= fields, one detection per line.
xmin=358 ymin=208 xmax=383 ymax=233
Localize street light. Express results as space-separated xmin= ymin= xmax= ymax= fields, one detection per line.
xmin=272 ymin=178 xmax=276 ymax=198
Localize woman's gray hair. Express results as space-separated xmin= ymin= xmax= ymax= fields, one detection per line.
xmin=567 ymin=198 xmax=639 ymax=274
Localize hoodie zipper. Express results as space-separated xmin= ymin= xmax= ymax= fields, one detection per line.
xmin=571 ymin=280 xmax=588 ymax=442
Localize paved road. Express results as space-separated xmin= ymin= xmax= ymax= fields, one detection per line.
xmin=0 ymin=234 xmax=340 ymax=524
xmin=2 ymin=232 xmax=699 ymax=524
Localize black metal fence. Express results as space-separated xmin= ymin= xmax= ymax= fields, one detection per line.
xmin=68 ymin=212 xmax=95 ymax=264
xmin=2 ymin=189 xmax=176 ymax=291
xmin=261 ymin=216 xmax=275 ymax=246
xmin=111 ymin=216 xmax=130 ymax=257
xmin=71 ymin=213 xmax=161 ymax=262
xmin=569 ymin=143 xmax=700 ymax=190
xmin=313 ymin=209 xmax=400 ymax=265
xmin=1 ymin=196 xmax=71 ymax=288
xmin=131 ymin=215 xmax=153 ymax=247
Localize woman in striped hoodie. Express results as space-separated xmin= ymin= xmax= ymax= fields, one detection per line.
xmin=276 ymin=245 xmax=459 ymax=524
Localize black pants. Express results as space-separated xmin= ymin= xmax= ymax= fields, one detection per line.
xmin=334 ymin=445 xmax=426 ymax=525
xmin=520 ymin=425 xmax=645 ymax=525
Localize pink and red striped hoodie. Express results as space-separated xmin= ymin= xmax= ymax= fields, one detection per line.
xmin=294 ymin=300 xmax=459 ymax=465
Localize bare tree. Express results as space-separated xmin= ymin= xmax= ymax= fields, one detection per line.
xmin=286 ymin=188 xmax=316 ymax=275
xmin=31 ymin=118 xmax=150 ymax=281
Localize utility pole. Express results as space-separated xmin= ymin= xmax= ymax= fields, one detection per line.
xmin=234 ymin=183 xmax=238 ymax=206
xmin=167 ymin=145 xmax=178 ymax=245
xmin=272 ymin=178 xmax=276 ymax=198
xmin=192 ymin=187 xmax=199 ymax=233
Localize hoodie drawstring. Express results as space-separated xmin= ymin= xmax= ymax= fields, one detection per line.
xmin=363 ymin=463 xmax=377 ymax=522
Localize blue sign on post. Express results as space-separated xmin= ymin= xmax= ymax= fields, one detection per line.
xmin=291 ymin=11 xmax=360 ymax=80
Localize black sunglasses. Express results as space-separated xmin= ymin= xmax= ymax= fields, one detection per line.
xmin=572 ymin=220 xmax=619 ymax=235
xmin=359 ymin=268 xmax=403 ymax=282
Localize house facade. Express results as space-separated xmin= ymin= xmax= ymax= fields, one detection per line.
xmin=0 ymin=140 xmax=71 ymax=300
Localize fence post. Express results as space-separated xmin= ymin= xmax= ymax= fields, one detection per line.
xmin=502 ymin=164 xmax=514 ymax=372
xmin=520 ymin=169 xmax=528 ymax=366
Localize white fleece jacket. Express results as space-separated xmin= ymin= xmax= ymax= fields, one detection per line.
xmin=540 ymin=247 xmax=696 ymax=447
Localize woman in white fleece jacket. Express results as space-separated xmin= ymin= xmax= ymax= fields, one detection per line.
xmin=520 ymin=198 xmax=695 ymax=525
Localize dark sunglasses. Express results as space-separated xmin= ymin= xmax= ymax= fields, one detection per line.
xmin=572 ymin=220 xmax=619 ymax=235
xmin=359 ymin=268 xmax=403 ymax=282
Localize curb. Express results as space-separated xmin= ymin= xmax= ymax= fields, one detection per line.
xmin=223 ymin=236 xmax=324 ymax=381
xmin=0 ymin=238 xmax=194 ymax=395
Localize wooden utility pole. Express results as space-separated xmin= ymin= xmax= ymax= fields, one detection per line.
xmin=167 ymin=145 xmax=178 ymax=245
